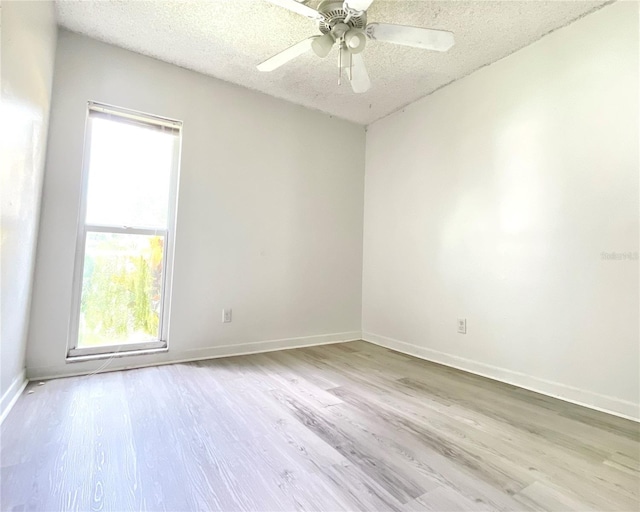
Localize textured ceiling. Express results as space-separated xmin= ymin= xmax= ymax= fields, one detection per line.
xmin=55 ymin=0 xmax=609 ymax=124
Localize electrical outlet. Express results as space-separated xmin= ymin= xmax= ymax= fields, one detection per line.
xmin=457 ymin=318 xmax=466 ymax=334
xmin=222 ymin=308 xmax=232 ymax=323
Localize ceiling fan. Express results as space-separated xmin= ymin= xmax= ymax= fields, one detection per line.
xmin=257 ymin=0 xmax=455 ymax=93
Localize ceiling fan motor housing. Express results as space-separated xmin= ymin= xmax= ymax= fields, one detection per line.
xmin=317 ymin=1 xmax=367 ymax=34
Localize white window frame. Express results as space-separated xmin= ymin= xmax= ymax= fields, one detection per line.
xmin=67 ymin=102 xmax=182 ymax=359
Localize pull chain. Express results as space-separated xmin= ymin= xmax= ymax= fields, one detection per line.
xmin=337 ymin=39 xmax=352 ymax=86
xmin=338 ymin=39 xmax=343 ymax=85
xmin=349 ymin=51 xmax=353 ymax=81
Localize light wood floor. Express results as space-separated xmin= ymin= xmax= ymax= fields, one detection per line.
xmin=1 ymin=341 xmax=638 ymax=511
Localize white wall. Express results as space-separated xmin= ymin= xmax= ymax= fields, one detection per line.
xmin=362 ymin=1 xmax=639 ymax=419
xmin=0 ymin=1 xmax=57 ymax=418
xmin=27 ymin=30 xmax=364 ymax=379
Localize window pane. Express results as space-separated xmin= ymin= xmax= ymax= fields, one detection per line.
xmin=85 ymin=117 xmax=174 ymax=228
xmin=78 ymin=232 xmax=165 ymax=348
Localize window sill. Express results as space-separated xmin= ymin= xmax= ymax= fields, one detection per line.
xmin=66 ymin=345 xmax=168 ymax=363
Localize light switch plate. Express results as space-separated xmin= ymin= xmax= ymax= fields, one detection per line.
xmin=457 ymin=318 xmax=466 ymax=334
xmin=222 ymin=309 xmax=232 ymax=323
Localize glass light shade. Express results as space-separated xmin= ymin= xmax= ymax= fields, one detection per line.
xmin=312 ymin=32 xmax=335 ymax=58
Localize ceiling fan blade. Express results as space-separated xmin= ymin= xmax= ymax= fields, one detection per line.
xmin=257 ymin=37 xmax=318 ymax=72
xmin=344 ymin=0 xmax=375 ymax=12
xmin=350 ymin=53 xmax=371 ymax=93
xmin=366 ymin=23 xmax=454 ymax=51
xmin=264 ymin=0 xmax=324 ymax=20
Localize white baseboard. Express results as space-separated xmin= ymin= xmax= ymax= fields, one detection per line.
xmin=0 ymin=370 xmax=28 ymax=424
xmin=362 ymin=332 xmax=640 ymax=422
xmin=27 ymin=331 xmax=362 ymax=381
xmin=26 ymin=330 xmax=638 ymax=422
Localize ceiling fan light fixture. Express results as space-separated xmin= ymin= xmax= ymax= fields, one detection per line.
xmin=311 ymin=32 xmax=335 ymax=58
xmin=344 ymin=29 xmax=366 ymax=53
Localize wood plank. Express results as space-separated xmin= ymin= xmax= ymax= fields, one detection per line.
xmin=1 ymin=341 xmax=638 ymax=511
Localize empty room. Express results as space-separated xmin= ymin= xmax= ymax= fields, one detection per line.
xmin=1 ymin=0 xmax=638 ymax=510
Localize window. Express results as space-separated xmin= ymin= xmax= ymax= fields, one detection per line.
xmin=68 ymin=102 xmax=181 ymax=358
